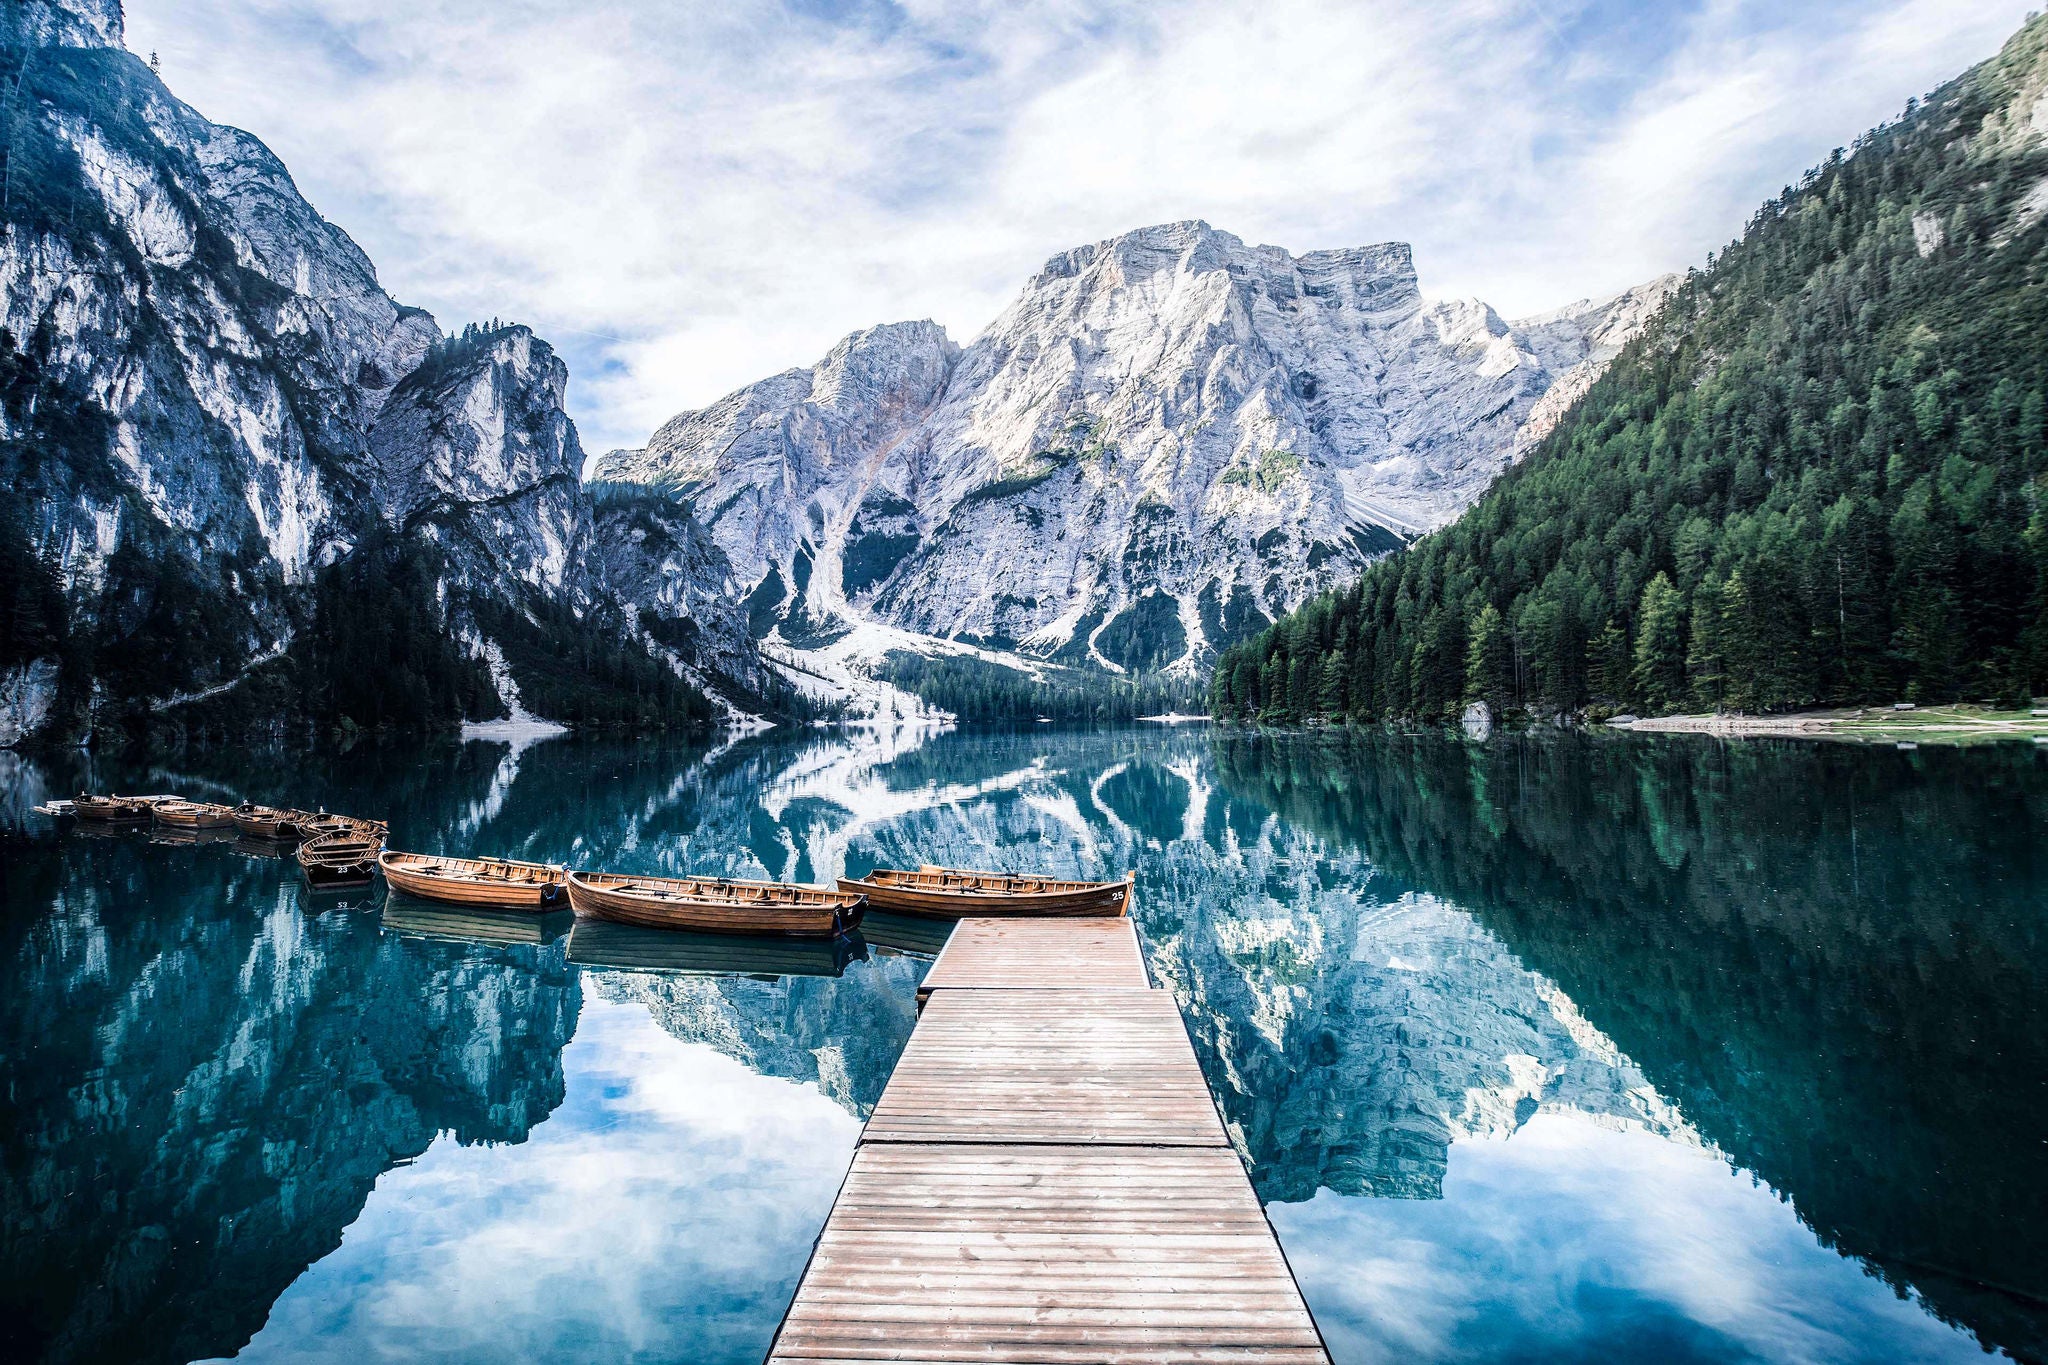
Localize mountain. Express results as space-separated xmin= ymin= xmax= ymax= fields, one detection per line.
xmin=0 ymin=1 xmax=764 ymax=747
xmin=596 ymin=223 xmax=1674 ymax=678
xmin=1214 ymin=15 xmax=2048 ymax=724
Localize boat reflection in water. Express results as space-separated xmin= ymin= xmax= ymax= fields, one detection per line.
xmin=854 ymin=910 xmax=955 ymax=958
xmin=70 ymin=817 xmax=147 ymax=841
xmin=566 ymin=917 xmax=867 ymax=980
xmin=149 ymin=824 xmax=241 ymax=848
xmin=381 ymin=898 xmax=576 ymax=947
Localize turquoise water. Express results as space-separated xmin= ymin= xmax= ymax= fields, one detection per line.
xmin=2 ymin=726 xmax=2043 ymax=1363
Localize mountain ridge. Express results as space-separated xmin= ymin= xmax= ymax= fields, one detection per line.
xmin=0 ymin=4 xmax=768 ymax=745
xmin=598 ymin=221 xmax=1675 ymax=687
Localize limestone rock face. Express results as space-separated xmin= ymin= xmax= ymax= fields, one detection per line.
xmin=0 ymin=2 xmax=762 ymax=736
xmin=2 ymin=0 xmax=123 ymax=48
xmin=0 ymin=658 xmax=60 ymax=746
xmin=368 ymin=328 xmax=587 ymax=597
xmin=615 ymin=321 xmax=959 ymax=597
xmin=1510 ymin=273 xmax=1683 ymax=456
xmin=602 ymin=222 xmax=1673 ymax=673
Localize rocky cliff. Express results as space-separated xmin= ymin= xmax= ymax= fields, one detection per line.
xmin=599 ymin=224 xmax=1676 ymax=674
xmin=0 ymin=2 xmax=762 ymax=744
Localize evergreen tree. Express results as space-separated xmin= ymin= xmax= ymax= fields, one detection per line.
xmin=1685 ymin=579 xmax=1727 ymax=712
xmin=1465 ymin=603 xmax=1512 ymax=709
xmin=1586 ymin=619 xmax=1630 ymax=708
xmin=1632 ymin=574 xmax=1689 ymax=713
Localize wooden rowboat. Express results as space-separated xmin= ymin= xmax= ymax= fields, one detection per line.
xmin=298 ymin=830 xmax=383 ymax=890
xmin=153 ymin=800 xmax=237 ymax=829
xmin=298 ymin=812 xmax=386 ymax=839
xmin=567 ymin=871 xmax=865 ymax=938
xmin=379 ymin=850 xmax=567 ymax=910
xmin=231 ymin=804 xmax=312 ymax=841
xmin=838 ymin=867 xmax=1134 ymax=918
xmin=74 ymin=794 xmax=155 ymax=823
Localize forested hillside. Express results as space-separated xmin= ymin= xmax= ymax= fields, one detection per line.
xmin=1213 ymin=17 xmax=2048 ymax=723
xmin=876 ymin=653 xmax=1204 ymax=723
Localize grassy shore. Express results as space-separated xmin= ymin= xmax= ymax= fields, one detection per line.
xmin=1612 ymin=704 xmax=2048 ymax=745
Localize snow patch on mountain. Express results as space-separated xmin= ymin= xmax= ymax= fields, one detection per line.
xmin=460 ymin=636 xmax=568 ymax=742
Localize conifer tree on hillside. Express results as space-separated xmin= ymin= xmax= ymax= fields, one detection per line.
xmin=1212 ymin=15 xmax=2048 ymax=723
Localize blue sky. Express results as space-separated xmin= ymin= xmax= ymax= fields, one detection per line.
xmin=123 ymin=0 xmax=2039 ymax=453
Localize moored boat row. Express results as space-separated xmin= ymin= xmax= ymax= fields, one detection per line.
xmin=56 ymin=792 xmax=1133 ymax=940
xmin=372 ymin=857 xmax=1128 ymax=938
xmin=63 ymin=791 xmax=389 ymax=889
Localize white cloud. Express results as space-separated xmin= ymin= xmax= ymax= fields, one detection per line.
xmin=211 ymin=999 xmax=861 ymax=1362
xmin=123 ymin=0 xmax=2040 ymax=452
xmin=1269 ymin=1111 xmax=1987 ymax=1362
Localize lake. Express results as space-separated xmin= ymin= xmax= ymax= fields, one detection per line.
xmin=3 ymin=725 xmax=2043 ymax=1364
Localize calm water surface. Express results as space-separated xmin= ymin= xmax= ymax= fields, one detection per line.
xmin=2 ymin=726 xmax=2043 ymax=1363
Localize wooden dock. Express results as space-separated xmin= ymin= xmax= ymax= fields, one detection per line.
xmin=768 ymin=917 xmax=1330 ymax=1364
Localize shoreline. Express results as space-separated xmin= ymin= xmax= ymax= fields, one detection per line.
xmin=1609 ymin=705 xmax=2048 ymax=744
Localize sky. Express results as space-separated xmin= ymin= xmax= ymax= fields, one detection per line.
xmin=123 ymin=0 xmax=2040 ymax=454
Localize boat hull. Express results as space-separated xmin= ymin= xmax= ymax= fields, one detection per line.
xmin=568 ymin=872 xmax=863 ymax=938
xmin=836 ymin=873 xmax=1132 ymax=919
xmin=300 ymin=859 xmax=376 ymax=890
xmin=231 ymin=807 xmax=309 ymax=842
xmin=379 ymin=851 xmax=567 ymax=910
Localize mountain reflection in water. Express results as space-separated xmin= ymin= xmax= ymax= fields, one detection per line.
xmin=1 ymin=726 xmax=2041 ymax=1363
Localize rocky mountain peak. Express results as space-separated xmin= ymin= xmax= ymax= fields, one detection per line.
xmin=4 ymin=0 xmax=122 ymax=48
xmin=0 ymin=23 xmax=767 ymax=741
xmin=604 ymin=220 xmax=1677 ymax=682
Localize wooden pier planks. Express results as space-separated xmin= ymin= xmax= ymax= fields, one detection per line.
xmin=864 ymin=988 xmax=1227 ymax=1147
xmin=772 ymin=1146 xmax=1327 ymax=1363
xmin=917 ymin=916 xmax=1151 ymax=999
xmin=769 ymin=915 xmax=1330 ymax=1365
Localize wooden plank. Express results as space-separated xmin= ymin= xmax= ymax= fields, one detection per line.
xmin=862 ymin=989 xmax=1226 ymax=1147
xmin=768 ymin=1145 xmax=1327 ymax=1365
xmin=918 ymin=918 xmax=1150 ymax=1000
